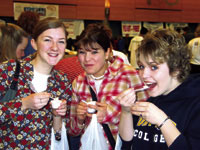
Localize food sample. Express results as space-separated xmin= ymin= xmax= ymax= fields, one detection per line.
xmin=51 ymin=97 xmax=62 ymax=109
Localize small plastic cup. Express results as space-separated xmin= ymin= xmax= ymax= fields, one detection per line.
xmin=51 ymin=97 xmax=62 ymax=109
xmin=87 ymin=101 xmax=97 ymax=114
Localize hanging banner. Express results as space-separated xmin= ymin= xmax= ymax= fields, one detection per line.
xmin=0 ymin=19 xmax=5 ymax=25
xmin=121 ymin=21 xmax=142 ymax=37
xmin=14 ymin=2 xmax=59 ymax=20
xmin=63 ymin=20 xmax=84 ymax=40
xmin=143 ymin=22 xmax=163 ymax=32
xmin=166 ymin=23 xmax=188 ymax=30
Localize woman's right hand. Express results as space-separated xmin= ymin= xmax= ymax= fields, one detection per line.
xmin=21 ymin=92 xmax=51 ymax=110
xmin=118 ymin=88 xmax=136 ymax=113
xmin=76 ymin=101 xmax=88 ymax=124
xmin=131 ymin=101 xmax=168 ymax=127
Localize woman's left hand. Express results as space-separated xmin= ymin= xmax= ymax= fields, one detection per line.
xmin=52 ymin=100 xmax=67 ymax=117
xmin=131 ymin=101 xmax=168 ymax=127
xmin=96 ymin=101 xmax=107 ymax=123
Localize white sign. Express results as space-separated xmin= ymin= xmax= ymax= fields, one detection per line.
xmin=14 ymin=2 xmax=59 ymax=20
xmin=63 ymin=20 xmax=84 ymax=39
xmin=121 ymin=21 xmax=142 ymax=37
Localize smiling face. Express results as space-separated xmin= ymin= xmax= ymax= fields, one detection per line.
xmin=138 ymin=54 xmax=181 ymax=97
xmin=32 ymin=27 xmax=66 ymax=67
xmin=78 ymin=43 xmax=110 ymax=77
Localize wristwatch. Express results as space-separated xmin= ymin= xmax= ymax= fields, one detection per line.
xmin=54 ymin=130 xmax=61 ymax=141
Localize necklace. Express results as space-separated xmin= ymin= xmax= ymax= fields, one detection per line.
xmin=90 ymin=74 xmax=105 ymax=80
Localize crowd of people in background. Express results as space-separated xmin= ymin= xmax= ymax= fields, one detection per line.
xmin=0 ymin=10 xmax=200 ymax=150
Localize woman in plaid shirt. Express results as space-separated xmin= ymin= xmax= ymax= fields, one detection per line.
xmin=68 ymin=23 xmax=148 ymax=149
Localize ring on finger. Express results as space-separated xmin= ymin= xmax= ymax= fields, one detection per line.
xmin=40 ymin=99 xmax=42 ymax=103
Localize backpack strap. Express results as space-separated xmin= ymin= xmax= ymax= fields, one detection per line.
xmin=10 ymin=61 xmax=20 ymax=90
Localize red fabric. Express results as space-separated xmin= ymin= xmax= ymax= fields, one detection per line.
xmin=54 ymin=56 xmax=84 ymax=83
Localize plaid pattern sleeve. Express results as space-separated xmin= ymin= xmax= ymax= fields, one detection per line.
xmin=97 ymin=62 xmax=148 ymax=137
xmin=68 ymin=76 xmax=85 ymax=135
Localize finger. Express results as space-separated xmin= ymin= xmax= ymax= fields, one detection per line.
xmin=118 ymin=88 xmax=135 ymax=99
xmin=88 ymin=104 xmax=97 ymax=109
xmin=131 ymin=110 xmax=143 ymax=117
xmin=124 ymin=94 xmax=136 ymax=104
xmin=97 ymin=117 xmax=103 ymax=123
xmin=86 ymin=113 xmax=93 ymax=118
xmin=77 ymin=108 xmax=87 ymax=115
xmin=37 ymin=93 xmax=50 ymax=103
xmin=79 ymin=101 xmax=88 ymax=107
xmin=77 ymin=104 xmax=87 ymax=111
xmin=39 ymin=98 xmax=50 ymax=106
xmin=135 ymin=101 xmax=149 ymax=106
xmin=120 ymin=95 xmax=136 ymax=107
xmin=96 ymin=102 xmax=106 ymax=106
xmin=56 ymin=109 xmax=67 ymax=116
xmin=38 ymin=92 xmax=51 ymax=99
xmin=59 ymin=101 xmax=67 ymax=108
xmin=131 ymin=105 xmax=147 ymax=112
xmin=57 ymin=104 xmax=66 ymax=110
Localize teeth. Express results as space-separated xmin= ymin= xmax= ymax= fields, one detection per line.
xmin=49 ymin=53 xmax=58 ymax=57
xmin=143 ymin=85 xmax=149 ymax=88
xmin=146 ymin=83 xmax=152 ymax=86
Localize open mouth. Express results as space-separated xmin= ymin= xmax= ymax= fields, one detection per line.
xmin=145 ymin=82 xmax=156 ymax=90
xmin=48 ymin=53 xmax=59 ymax=57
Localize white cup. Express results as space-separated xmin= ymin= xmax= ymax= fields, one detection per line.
xmin=87 ymin=101 xmax=96 ymax=114
xmin=51 ymin=98 xmax=62 ymax=109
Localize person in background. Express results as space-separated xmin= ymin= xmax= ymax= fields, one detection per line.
xmin=66 ymin=38 xmax=74 ymax=50
xmin=0 ymin=17 xmax=72 ymax=149
xmin=0 ymin=23 xmax=28 ymax=63
xmin=119 ymin=29 xmax=200 ymax=150
xmin=17 ymin=11 xmax=40 ymax=58
xmin=68 ymin=23 xmax=148 ymax=149
xmin=128 ymin=27 xmax=148 ymax=68
xmin=117 ymin=35 xmax=125 ymax=54
xmin=182 ymin=26 xmax=195 ymax=44
xmin=188 ymin=25 xmax=200 ymax=74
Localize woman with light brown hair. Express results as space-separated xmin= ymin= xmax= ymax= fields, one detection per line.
xmin=0 ymin=23 xmax=28 ymax=63
xmin=0 ymin=17 xmax=71 ymax=149
xmin=119 ymin=29 xmax=200 ymax=150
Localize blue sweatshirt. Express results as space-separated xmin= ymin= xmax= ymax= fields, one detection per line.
xmin=121 ymin=74 xmax=200 ymax=150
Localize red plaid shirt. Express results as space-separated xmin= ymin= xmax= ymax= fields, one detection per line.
xmin=69 ymin=56 xmax=148 ymax=148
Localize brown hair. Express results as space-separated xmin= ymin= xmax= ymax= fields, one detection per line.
xmin=137 ymin=29 xmax=191 ymax=82
xmin=32 ymin=17 xmax=67 ymax=41
xmin=0 ymin=23 xmax=28 ymax=63
xmin=75 ymin=23 xmax=112 ymax=52
xmin=17 ymin=11 xmax=40 ymax=36
xmin=194 ymin=25 xmax=200 ymax=37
